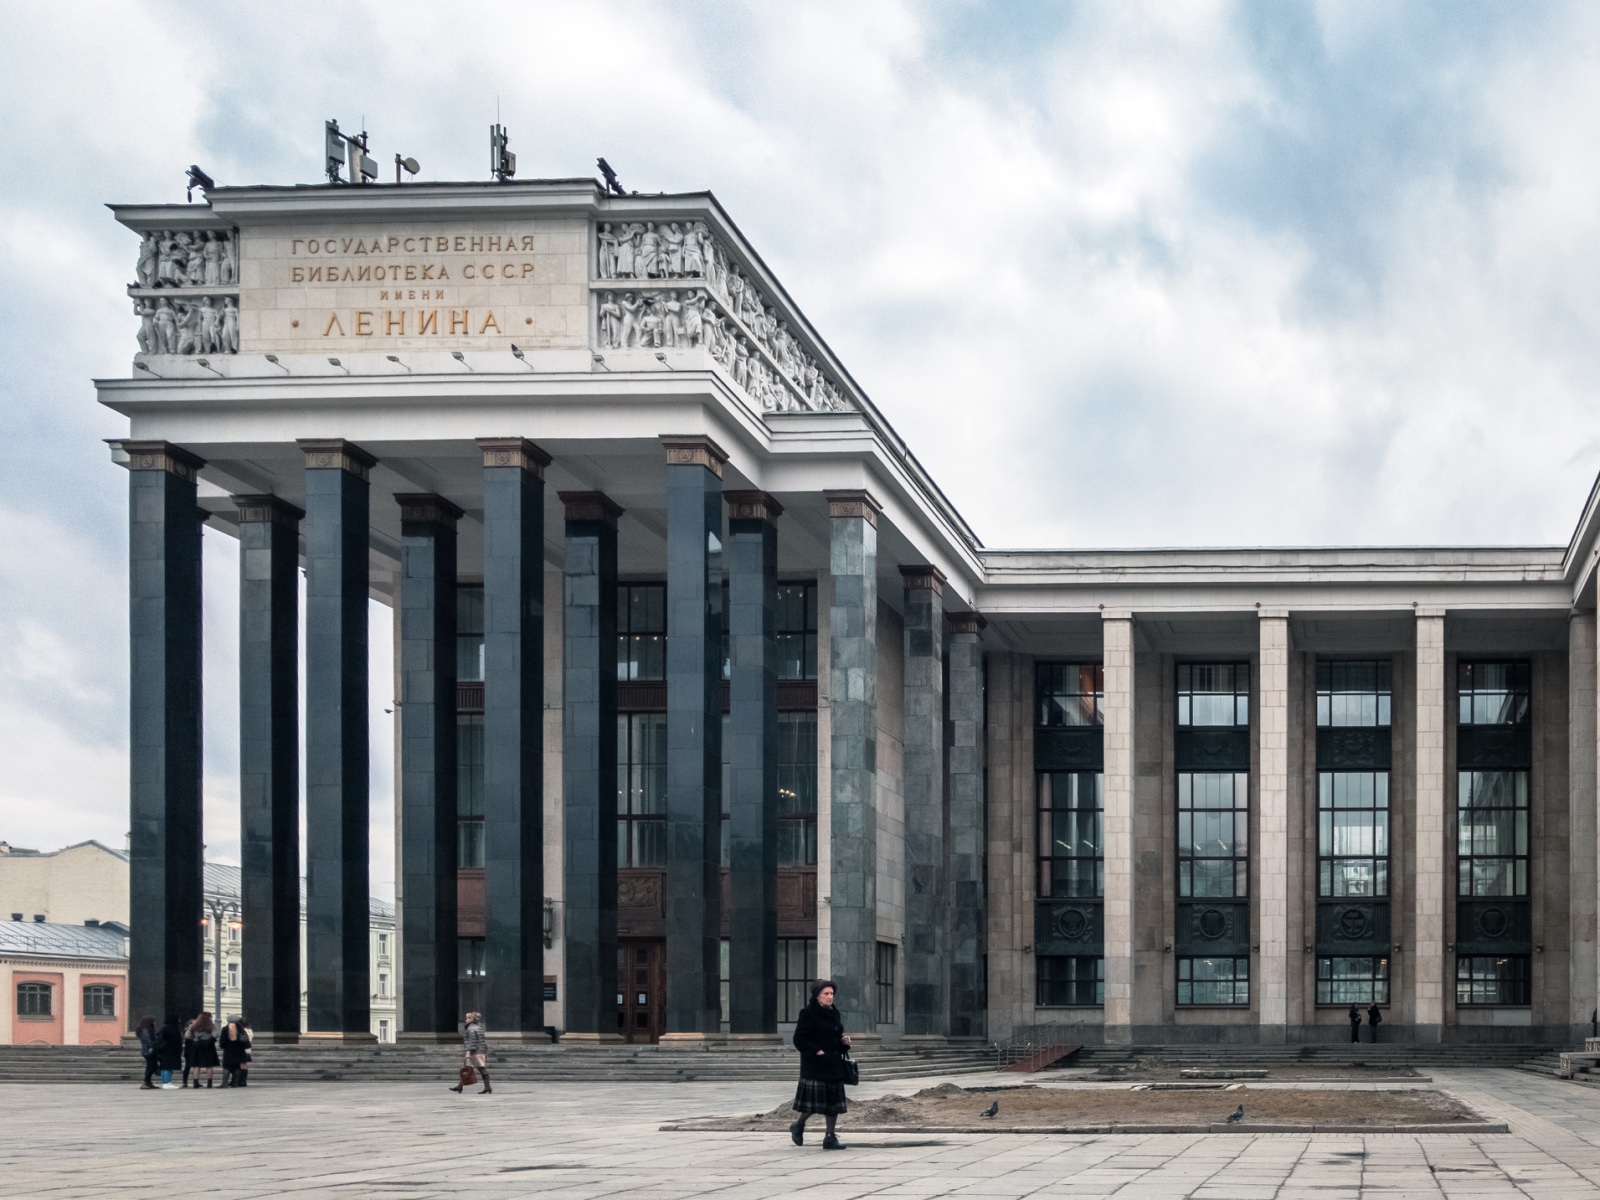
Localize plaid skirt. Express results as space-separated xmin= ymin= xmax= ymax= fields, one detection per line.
xmin=793 ymin=1078 xmax=848 ymax=1115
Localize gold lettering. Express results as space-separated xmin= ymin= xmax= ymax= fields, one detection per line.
xmin=403 ymin=237 xmax=414 ymax=252
xmin=470 ymin=236 xmax=483 ymax=252
xmin=453 ymin=236 xmax=466 ymax=252
xmin=292 ymin=239 xmax=304 ymax=255
xmin=449 ymin=310 xmax=468 ymax=334
xmin=480 ymin=311 xmax=501 ymax=334
xmin=375 ymin=266 xmax=386 ymax=281
xmin=352 ymin=241 xmax=366 ymax=256
xmin=487 ymin=236 xmax=501 ymax=253
xmin=503 ymin=262 xmax=515 ymax=279
xmin=387 ymin=237 xmax=400 ymax=252
xmin=463 ymin=264 xmax=476 ymax=279
xmin=342 ymin=239 xmax=354 ymax=253
xmin=385 ymin=310 xmax=404 ymax=335
xmin=521 ymin=263 xmax=534 ymax=278
xmin=369 ymin=239 xmax=383 ymax=253
xmin=421 ymin=265 xmax=434 ymax=280
xmin=323 ymin=313 xmax=345 ymax=337
xmin=482 ymin=264 xmax=495 ymax=279
xmin=438 ymin=267 xmax=449 ymax=280
xmin=404 ymin=265 xmax=416 ymax=280
xmin=358 ymin=266 xmax=371 ymax=281
xmin=419 ymin=311 xmax=438 ymax=334
xmin=292 ymin=266 xmax=305 ymax=283
xmin=307 ymin=266 xmax=322 ymax=282
xmin=521 ymin=235 xmax=534 ymax=250
xmin=355 ymin=311 xmax=374 ymax=336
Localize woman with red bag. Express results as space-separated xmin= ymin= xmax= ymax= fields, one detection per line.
xmin=449 ymin=1011 xmax=491 ymax=1095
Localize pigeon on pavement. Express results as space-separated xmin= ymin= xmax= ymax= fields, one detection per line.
xmin=980 ymin=1100 xmax=999 ymax=1118
xmin=1225 ymin=1105 xmax=1244 ymax=1125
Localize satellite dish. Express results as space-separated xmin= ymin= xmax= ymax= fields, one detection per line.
xmin=401 ymin=157 xmax=420 ymax=176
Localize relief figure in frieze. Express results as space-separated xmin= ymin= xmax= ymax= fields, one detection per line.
xmin=135 ymin=299 xmax=157 ymax=354
xmin=221 ymin=297 xmax=239 ymax=353
xmin=682 ymin=289 xmax=704 ymax=347
xmin=136 ymin=234 xmax=159 ymax=288
xmin=662 ymin=222 xmax=684 ymax=277
xmin=619 ymin=291 xmax=641 ymax=347
xmin=185 ymin=235 xmax=206 ymax=290
xmin=154 ymin=299 xmax=177 ymax=353
xmin=682 ymin=222 xmax=706 ymax=278
xmin=637 ymin=222 xmax=661 ymax=278
xmin=597 ymin=222 xmax=619 ymax=279
xmin=202 ymin=232 xmax=225 ymax=286
xmin=638 ymin=293 xmax=663 ymax=347
xmin=598 ymin=290 xmax=623 ymax=348
xmin=175 ymin=302 xmax=200 ymax=356
xmin=198 ymin=296 xmax=221 ymax=354
xmin=156 ymin=235 xmax=182 ymax=287
xmin=662 ymin=290 xmax=684 ymax=346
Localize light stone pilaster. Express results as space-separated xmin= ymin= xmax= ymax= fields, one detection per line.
xmin=1257 ymin=611 xmax=1289 ymax=1042
xmin=1414 ymin=609 xmax=1446 ymax=1042
xmin=1102 ymin=613 xmax=1135 ymax=1044
xmin=1577 ymin=612 xmax=1600 ymax=1036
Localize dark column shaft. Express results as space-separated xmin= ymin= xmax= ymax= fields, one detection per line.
xmin=398 ymin=493 xmax=462 ymax=1038
xmin=726 ymin=491 xmax=781 ymax=1034
xmin=124 ymin=442 xmax=205 ymax=1027
xmin=826 ymin=490 xmax=880 ymax=1034
xmin=946 ymin=613 xmax=987 ymax=1039
xmin=663 ymin=437 xmax=726 ymax=1035
xmin=236 ymin=494 xmax=303 ymax=1039
xmin=561 ymin=491 xmax=622 ymax=1036
xmin=480 ymin=439 xmax=550 ymax=1036
xmin=901 ymin=567 xmax=946 ymax=1037
xmin=300 ymin=439 xmax=376 ymax=1037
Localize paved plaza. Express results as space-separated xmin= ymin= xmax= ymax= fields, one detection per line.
xmin=4 ymin=1068 xmax=1600 ymax=1198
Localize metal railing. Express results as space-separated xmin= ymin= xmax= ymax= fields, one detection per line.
xmin=992 ymin=1022 xmax=1085 ymax=1070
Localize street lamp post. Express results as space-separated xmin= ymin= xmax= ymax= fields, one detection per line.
xmin=202 ymin=896 xmax=240 ymax=1019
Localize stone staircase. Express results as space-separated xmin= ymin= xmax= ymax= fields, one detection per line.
xmin=0 ymin=1041 xmax=998 ymax=1085
xmin=1073 ymin=1043 xmax=1550 ymax=1075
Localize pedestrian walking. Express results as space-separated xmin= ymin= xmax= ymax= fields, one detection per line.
xmin=136 ymin=1017 xmax=158 ymax=1089
xmin=188 ymin=1012 xmax=220 ymax=1088
xmin=1367 ymin=1002 xmax=1383 ymax=1044
xmin=789 ymin=979 xmax=852 ymax=1150
xmin=154 ymin=1016 xmax=183 ymax=1088
xmin=449 ymin=1011 xmax=491 ymax=1095
xmin=236 ymin=1017 xmax=253 ymax=1086
xmin=1347 ymin=1004 xmax=1361 ymax=1043
xmin=181 ymin=1014 xmax=197 ymax=1087
xmin=220 ymin=1016 xmax=251 ymax=1087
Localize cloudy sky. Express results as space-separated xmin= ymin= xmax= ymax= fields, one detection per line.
xmin=4 ymin=1 xmax=1600 ymax=895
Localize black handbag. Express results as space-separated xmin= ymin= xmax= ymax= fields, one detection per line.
xmin=841 ymin=1052 xmax=860 ymax=1087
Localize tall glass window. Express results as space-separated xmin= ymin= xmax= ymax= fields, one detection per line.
xmin=1178 ymin=773 xmax=1249 ymax=898
xmin=1317 ymin=660 xmax=1391 ymax=727
xmin=456 ymin=715 xmax=485 ymax=868
xmin=875 ymin=942 xmax=897 ymax=1025
xmin=1318 ymin=773 xmax=1389 ymax=897
xmin=1177 ymin=663 xmax=1249 ymax=727
xmin=1037 ymin=773 xmax=1102 ymax=898
xmin=617 ymin=584 xmax=666 ymax=681
xmin=618 ymin=713 xmax=668 ymax=866
xmin=1037 ymin=956 xmax=1103 ymax=1006
xmin=456 ymin=585 xmax=484 ymax=682
xmin=778 ymin=712 xmax=819 ymax=866
xmin=777 ymin=582 xmax=818 ymax=681
xmin=1457 ymin=955 xmax=1530 ymax=1006
xmin=777 ymin=938 xmax=818 ymax=1022
xmin=1458 ymin=772 xmax=1529 ymax=897
xmin=1316 ymin=957 xmax=1389 ymax=1005
xmin=1458 ymin=661 xmax=1530 ymax=726
xmin=1037 ymin=664 xmax=1104 ymax=726
xmin=1176 ymin=957 xmax=1249 ymax=1005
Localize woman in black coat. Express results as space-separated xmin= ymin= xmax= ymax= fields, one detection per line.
xmin=154 ymin=1016 xmax=184 ymax=1088
xmin=790 ymin=979 xmax=851 ymax=1150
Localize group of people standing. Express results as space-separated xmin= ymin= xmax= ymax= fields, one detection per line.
xmin=137 ymin=1013 xmax=252 ymax=1089
xmin=1348 ymin=1003 xmax=1384 ymax=1043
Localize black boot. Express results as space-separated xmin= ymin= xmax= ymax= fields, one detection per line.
xmin=822 ymin=1133 xmax=846 ymax=1150
xmin=789 ymin=1121 xmax=804 ymax=1146
xmin=206 ymin=1079 xmax=213 ymax=1088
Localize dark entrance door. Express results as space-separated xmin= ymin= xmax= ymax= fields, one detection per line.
xmin=617 ymin=940 xmax=665 ymax=1044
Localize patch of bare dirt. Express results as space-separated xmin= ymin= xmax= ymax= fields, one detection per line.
xmin=674 ymin=1082 xmax=1480 ymax=1132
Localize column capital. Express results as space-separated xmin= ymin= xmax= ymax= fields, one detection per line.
xmin=1257 ymin=607 xmax=1290 ymax=620
xmin=1100 ymin=608 xmax=1134 ymax=622
xmin=477 ymin=437 xmax=552 ymax=476
xmin=231 ymin=494 xmax=305 ymax=527
xmin=899 ymin=564 xmax=946 ymax=593
xmin=118 ymin=440 xmax=205 ymax=480
xmin=297 ymin=439 xmax=377 ymax=479
xmin=824 ymin=489 xmax=881 ymax=526
xmin=394 ymin=493 xmax=465 ymax=525
xmin=723 ymin=490 xmax=783 ymax=522
xmin=946 ymin=611 xmax=986 ymax=636
xmin=559 ymin=490 xmax=625 ymax=527
xmin=660 ymin=435 xmax=728 ymax=477
xmin=1415 ymin=605 xmax=1447 ymax=619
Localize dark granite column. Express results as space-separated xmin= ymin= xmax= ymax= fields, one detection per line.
xmin=397 ymin=493 xmax=463 ymax=1041
xmin=900 ymin=566 xmax=946 ymax=1038
xmin=299 ymin=438 xmax=376 ymax=1041
xmin=122 ymin=441 xmax=205 ymax=1028
xmin=662 ymin=435 xmax=726 ymax=1037
xmin=946 ymin=611 xmax=987 ymax=1039
xmin=560 ymin=491 xmax=623 ymax=1040
xmin=234 ymin=493 xmax=303 ymax=1041
xmin=826 ymin=489 xmax=880 ymax=1034
xmin=480 ymin=439 xmax=551 ymax=1038
xmin=725 ymin=490 xmax=781 ymax=1036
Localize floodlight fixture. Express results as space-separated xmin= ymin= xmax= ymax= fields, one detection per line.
xmin=451 ymin=350 xmax=473 ymax=371
xmin=135 ymin=361 xmax=162 ymax=379
xmin=591 ymin=352 xmax=610 ymax=372
xmin=654 ymin=351 xmax=675 ymax=372
xmin=386 ymin=354 xmax=411 ymax=372
xmin=394 ymin=154 xmax=420 ymax=184
xmin=327 ymin=357 xmax=349 ymax=374
xmin=597 ymin=157 xmax=626 ymax=196
xmin=195 ymin=358 xmax=223 ymax=377
xmin=185 ymin=165 xmax=215 ymax=202
xmin=510 ymin=344 xmax=535 ymax=371
xmin=264 ymin=354 xmax=289 ymax=374
xmin=490 ymin=123 xmax=516 ymax=182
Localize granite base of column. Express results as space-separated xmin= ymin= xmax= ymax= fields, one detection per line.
xmin=1104 ymin=1023 xmax=1133 ymax=1046
xmin=299 ymin=1031 xmax=379 ymax=1046
xmin=559 ymin=1032 xmax=627 ymax=1047
xmin=397 ymin=1031 xmax=459 ymax=1046
xmin=1258 ymin=1023 xmax=1287 ymax=1045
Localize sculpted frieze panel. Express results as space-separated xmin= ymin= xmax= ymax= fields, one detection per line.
xmin=130 ymin=228 xmax=242 ymax=357
xmin=593 ymin=221 xmax=852 ymax=414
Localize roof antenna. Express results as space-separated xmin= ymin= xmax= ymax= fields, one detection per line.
xmin=597 ymin=158 xmax=626 ymax=196
xmin=491 ymin=121 xmax=516 ymax=182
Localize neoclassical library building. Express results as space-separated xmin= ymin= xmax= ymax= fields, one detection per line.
xmin=102 ymin=168 xmax=1600 ymax=1048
